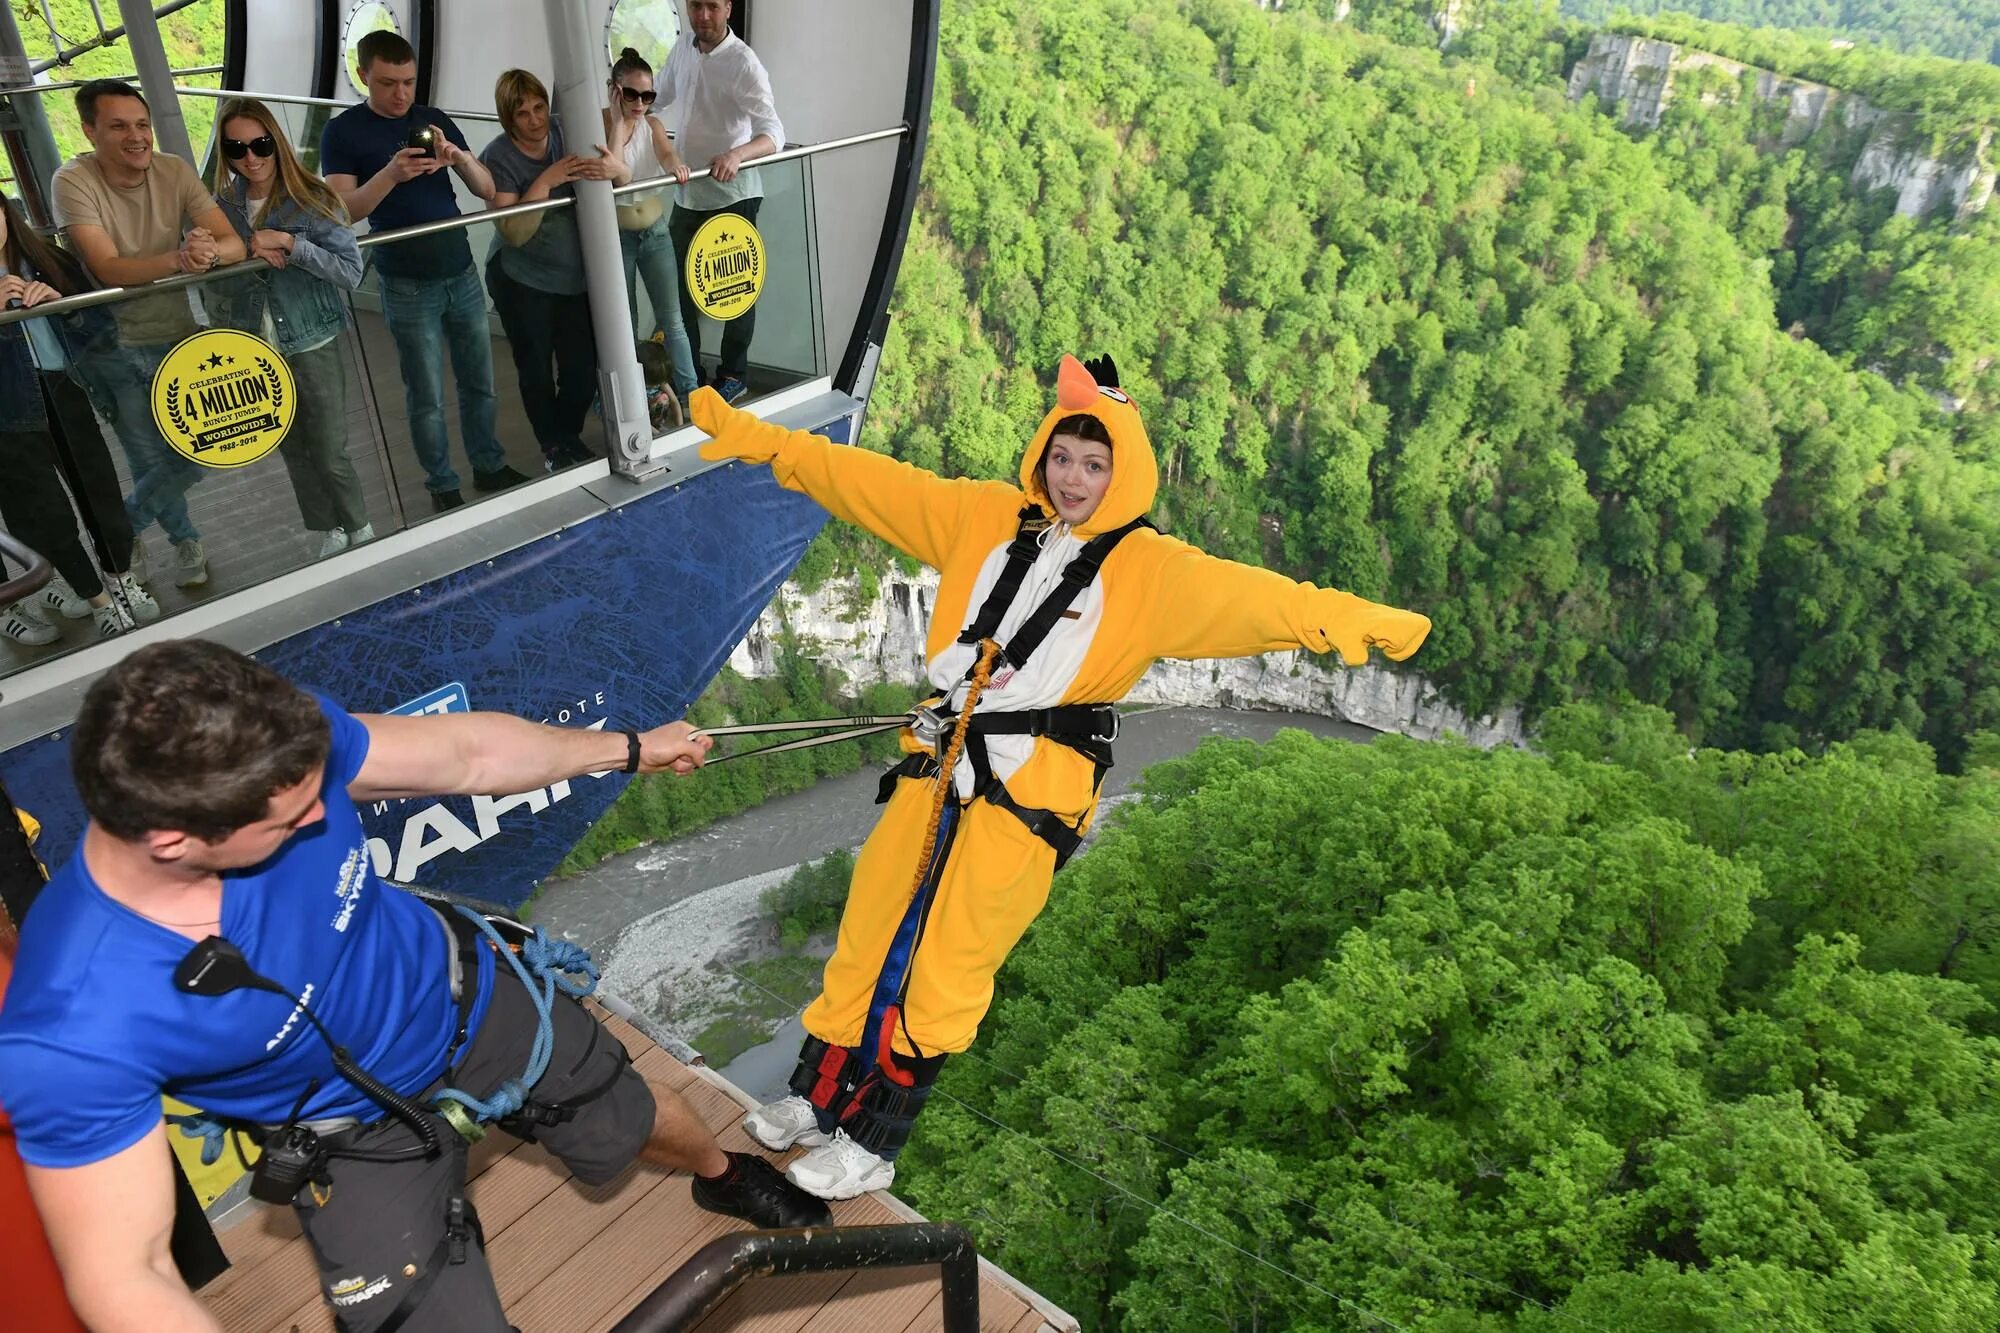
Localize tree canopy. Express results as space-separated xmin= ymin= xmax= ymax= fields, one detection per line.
xmin=896 ymin=711 xmax=2000 ymax=1328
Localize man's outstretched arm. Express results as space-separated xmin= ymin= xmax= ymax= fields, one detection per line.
xmin=349 ymin=713 xmax=711 ymax=802
xmin=26 ymin=1129 xmax=223 ymax=1333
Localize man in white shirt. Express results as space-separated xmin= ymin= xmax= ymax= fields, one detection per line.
xmin=660 ymin=0 xmax=783 ymax=405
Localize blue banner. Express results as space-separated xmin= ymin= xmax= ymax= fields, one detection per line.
xmin=1 ymin=435 xmax=838 ymax=909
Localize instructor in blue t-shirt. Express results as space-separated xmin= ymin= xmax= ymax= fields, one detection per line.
xmin=0 ymin=639 xmax=828 ymax=1332
xmin=320 ymin=29 xmax=527 ymax=513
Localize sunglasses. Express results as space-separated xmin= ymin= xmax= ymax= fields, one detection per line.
xmin=221 ymin=135 xmax=276 ymax=160
xmin=616 ymin=85 xmax=657 ymax=105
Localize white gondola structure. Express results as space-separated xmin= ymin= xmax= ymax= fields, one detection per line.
xmin=0 ymin=2 xmax=1079 ymax=1327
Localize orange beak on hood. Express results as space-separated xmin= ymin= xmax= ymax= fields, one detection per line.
xmin=1019 ymin=354 xmax=1159 ymax=537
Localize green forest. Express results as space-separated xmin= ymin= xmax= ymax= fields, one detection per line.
xmin=852 ymin=0 xmax=2000 ymax=768
xmin=895 ymin=712 xmax=2000 ymax=1328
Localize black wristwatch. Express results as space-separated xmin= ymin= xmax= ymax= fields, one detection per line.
xmin=623 ymin=729 xmax=642 ymax=774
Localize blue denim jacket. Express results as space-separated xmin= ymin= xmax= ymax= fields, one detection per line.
xmin=211 ymin=179 xmax=364 ymax=354
xmin=0 ymin=254 xmax=118 ymax=433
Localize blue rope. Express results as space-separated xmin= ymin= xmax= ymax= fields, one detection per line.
xmin=431 ymin=905 xmax=599 ymax=1125
xmin=167 ymin=1112 xmax=228 ymax=1166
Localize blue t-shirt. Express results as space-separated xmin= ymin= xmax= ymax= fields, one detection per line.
xmin=0 ymin=697 xmax=495 ymax=1169
xmin=319 ymin=102 xmax=473 ymax=280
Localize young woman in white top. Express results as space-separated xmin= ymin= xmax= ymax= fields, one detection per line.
xmin=602 ymin=47 xmax=699 ymax=410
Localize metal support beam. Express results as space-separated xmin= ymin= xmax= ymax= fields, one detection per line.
xmin=113 ymin=0 xmax=193 ymax=164
xmin=0 ymin=2 xmax=64 ymax=225
xmin=542 ymin=0 xmax=653 ymax=479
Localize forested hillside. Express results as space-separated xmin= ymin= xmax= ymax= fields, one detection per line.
xmin=859 ymin=0 xmax=2000 ymax=764
xmin=896 ymin=713 xmax=2000 ymax=1327
xmin=1558 ymin=0 xmax=2000 ymax=66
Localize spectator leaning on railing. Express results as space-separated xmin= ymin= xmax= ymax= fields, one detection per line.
xmin=320 ymin=29 xmax=528 ymax=513
xmin=52 ymin=78 xmax=248 ymax=591
xmin=658 ymin=0 xmax=783 ymax=406
xmin=481 ymin=69 xmax=626 ymax=474
xmin=603 ymin=46 xmax=698 ymax=417
xmin=209 ymin=98 xmax=373 ymax=561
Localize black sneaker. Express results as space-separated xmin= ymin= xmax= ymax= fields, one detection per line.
xmin=472 ymin=465 xmax=530 ymax=493
xmin=430 ymin=489 xmax=465 ymax=513
xmin=690 ymin=1152 xmax=832 ymax=1229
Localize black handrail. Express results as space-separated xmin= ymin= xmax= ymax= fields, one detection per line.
xmin=0 ymin=533 xmax=54 ymax=606
xmin=611 ymin=1222 xmax=980 ymax=1333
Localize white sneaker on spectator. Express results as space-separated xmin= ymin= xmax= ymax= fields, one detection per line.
xmin=2 ymin=601 xmax=59 ymax=646
xmin=114 ymin=572 xmax=160 ymax=623
xmin=39 ymin=573 xmax=92 ymax=619
xmin=92 ymin=603 xmax=127 ymax=638
xmin=317 ymin=529 xmax=350 ymax=559
xmin=349 ymin=523 xmax=375 ymax=546
xmin=173 ymin=539 xmax=208 ymax=587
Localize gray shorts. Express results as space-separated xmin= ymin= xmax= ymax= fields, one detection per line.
xmin=293 ymin=966 xmax=656 ymax=1331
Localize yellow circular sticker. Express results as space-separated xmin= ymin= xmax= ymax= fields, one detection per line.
xmin=152 ymin=329 xmax=294 ymax=468
xmin=685 ymin=214 xmax=765 ymax=321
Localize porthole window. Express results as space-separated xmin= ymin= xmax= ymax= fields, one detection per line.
xmin=343 ymin=1 xmax=402 ymax=96
xmin=604 ymin=0 xmax=682 ymax=75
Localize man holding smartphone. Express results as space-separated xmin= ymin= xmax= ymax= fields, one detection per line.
xmin=321 ymin=30 xmax=527 ymax=513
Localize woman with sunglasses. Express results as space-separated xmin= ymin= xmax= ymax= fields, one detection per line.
xmin=603 ymin=47 xmax=699 ymax=417
xmin=480 ymin=68 xmax=626 ymax=472
xmin=208 ymin=98 xmax=371 ymax=559
xmin=0 ymin=189 xmax=157 ymax=644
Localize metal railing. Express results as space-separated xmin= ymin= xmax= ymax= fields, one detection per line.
xmin=0 ymin=64 xmax=221 ymax=97
xmin=609 ymin=1223 xmax=980 ymax=1333
xmin=0 ymin=122 xmax=909 ymax=331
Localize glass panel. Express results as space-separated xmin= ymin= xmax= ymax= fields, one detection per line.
xmin=614 ymin=147 xmax=825 ymax=419
xmin=0 ymin=272 xmax=408 ymax=678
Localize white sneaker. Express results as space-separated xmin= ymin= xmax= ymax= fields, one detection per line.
xmin=114 ymin=572 xmax=160 ymax=623
xmin=1 ymin=601 xmax=59 ymax=646
xmin=91 ymin=603 xmax=126 ymax=638
xmin=317 ymin=529 xmax=350 ymax=559
xmin=784 ymin=1130 xmax=893 ymax=1201
xmin=349 ymin=523 xmax=375 ymax=547
xmin=172 ymin=539 xmax=207 ymax=587
xmin=39 ymin=573 xmax=92 ymax=619
xmin=743 ymin=1095 xmax=831 ymax=1152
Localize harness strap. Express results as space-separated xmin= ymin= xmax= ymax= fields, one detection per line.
xmin=955 ymin=503 xmax=1044 ymax=647
xmin=873 ymin=751 xmax=1090 ymax=869
xmin=369 ymin=1196 xmax=483 ymax=1333
xmin=980 ymin=778 xmax=1087 ymax=870
xmin=993 ymin=514 xmax=1151 ymax=674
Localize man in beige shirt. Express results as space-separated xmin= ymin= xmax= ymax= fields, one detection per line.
xmin=52 ymin=79 xmax=246 ymax=589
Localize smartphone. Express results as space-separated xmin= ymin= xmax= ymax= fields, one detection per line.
xmin=406 ymin=125 xmax=438 ymax=159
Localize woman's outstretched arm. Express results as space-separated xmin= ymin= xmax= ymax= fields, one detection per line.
xmin=693 ymin=389 xmax=1009 ymax=570
xmin=1135 ymin=536 xmax=1431 ymax=666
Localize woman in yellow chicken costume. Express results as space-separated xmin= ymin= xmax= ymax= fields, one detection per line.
xmin=690 ymin=354 xmax=1431 ymax=1199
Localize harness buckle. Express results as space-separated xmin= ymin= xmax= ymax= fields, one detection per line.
xmin=1093 ymin=709 xmax=1120 ymax=743
xmin=910 ymin=703 xmax=949 ymax=750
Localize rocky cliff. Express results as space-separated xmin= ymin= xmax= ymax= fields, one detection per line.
xmin=1567 ymin=32 xmax=1996 ymax=221
xmin=726 ymin=569 xmax=1527 ymax=749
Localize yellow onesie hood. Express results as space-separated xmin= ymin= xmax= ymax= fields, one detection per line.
xmin=1019 ymin=355 xmax=1159 ymax=537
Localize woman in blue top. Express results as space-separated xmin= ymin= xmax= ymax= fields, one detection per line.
xmin=0 ymin=189 xmax=157 ymax=644
xmin=209 ymin=99 xmax=372 ymax=559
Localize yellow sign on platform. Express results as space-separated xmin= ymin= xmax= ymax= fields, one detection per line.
xmin=152 ymin=329 xmax=294 ymax=468
xmin=685 ymin=214 xmax=765 ymax=321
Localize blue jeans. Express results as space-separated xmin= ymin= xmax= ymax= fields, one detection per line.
xmin=620 ymin=220 xmax=698 ymax=397
xmin=92 ymin=342 xmax=203 ymax=545
xmin=377 ymin=266 xmax=505 ymax=494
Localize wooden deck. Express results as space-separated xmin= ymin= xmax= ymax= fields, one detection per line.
xmin=197 ymin=1008 xmax=1073 ymax=1333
